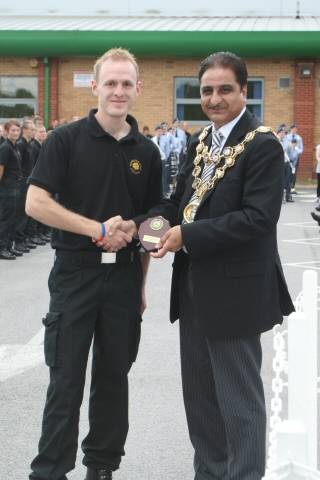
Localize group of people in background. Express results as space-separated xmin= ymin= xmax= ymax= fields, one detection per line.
xmin=146 ymin=119 xmax=306 ymax=204
xmin=142 ymin=119 xmax=190 ymax=197
xmin=275 ymin=122 xmax=304 ymax=203
xmin=0 ymin=116 xmax=50 ymax=260
xmin=2 ymin=111 xmax=320 ymax=260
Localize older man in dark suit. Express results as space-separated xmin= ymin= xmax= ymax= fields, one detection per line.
xmin=105 ymin=52 xmax=295 ymax=480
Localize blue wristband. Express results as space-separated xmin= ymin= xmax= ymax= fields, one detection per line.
xmin=101 ymin=223 xmax=107 ymax=238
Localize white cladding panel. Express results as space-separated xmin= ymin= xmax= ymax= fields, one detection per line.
xmin=0 ymin=0 xmax=319 ymax=17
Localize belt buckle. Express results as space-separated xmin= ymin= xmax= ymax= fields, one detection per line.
xmin=101 ymin=252 xmax=116 ymax=264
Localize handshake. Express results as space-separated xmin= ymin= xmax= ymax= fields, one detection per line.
xmin=92 ymin=216 xmax=137 ymax=253
xmin=92 ymin=215 xmax=184 ymax=258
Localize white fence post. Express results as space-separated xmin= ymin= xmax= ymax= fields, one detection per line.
xmin=287 ymin=270 xmax=318 ymax=469
xmin=264 ymin=269 xmax=319 ymax=478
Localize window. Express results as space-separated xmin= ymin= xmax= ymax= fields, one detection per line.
xmin=0 ymin=77 xmax=38 ymax=120
xmin=175 ymin=77 xmax=207 ymax=124
xmin=246 ymin=79 xmax=264 ymax=121
xmin=174 ymin=77 xmax=264 ymax=123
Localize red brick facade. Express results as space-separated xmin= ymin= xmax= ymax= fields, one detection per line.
xmin=294 ymin=60 xmax=316 ymax=179
xmin=50 ymin=58 xmax=59 ymax=125
xmin=1 ymin=55 xmax=319 ymax=181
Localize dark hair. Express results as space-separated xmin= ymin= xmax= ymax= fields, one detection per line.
xmin=4 ymin=119 xmax=20 ymax=131
xmin=198 ymin=51 xmax=248 ymax=88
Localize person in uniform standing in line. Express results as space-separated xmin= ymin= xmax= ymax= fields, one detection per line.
xmin=110 ymin=51 xmax=295 ymax=480
xmin=0 ymin=119 xmax=22 ymax=260
xmin=14 ymin=118 xmax=36 ymax=253
xmin=27 ymin=124 xmax=49 ymax=246
xmin=26 ymin=48 xmax=162 ymax=480
xmin=286 ymin=123 xmax=303 ymax=193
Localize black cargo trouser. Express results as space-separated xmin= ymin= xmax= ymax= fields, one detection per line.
xmin=14 ymin=178 xmax=29 ymax=243
xmin=0 ymin=178 xmax=20 ymax=250
xmin=29 ymin=250 xmax=143 ymax=480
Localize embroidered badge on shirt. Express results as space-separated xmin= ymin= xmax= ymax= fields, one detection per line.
xmin=130 ymin=159 xmax=142 ymax=174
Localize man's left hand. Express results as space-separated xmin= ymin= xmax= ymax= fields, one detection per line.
xmin=151 ymin=225 xmax=183 ymax=258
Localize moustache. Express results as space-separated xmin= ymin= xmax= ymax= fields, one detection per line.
xmin=207 ymin=104 xmax=224 ymax=110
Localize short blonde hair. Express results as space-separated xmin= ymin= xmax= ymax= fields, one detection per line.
xmin=94 ymin=48 xmax=139 ymax=81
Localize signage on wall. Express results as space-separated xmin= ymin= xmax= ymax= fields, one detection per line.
xmin=73 ymin=72 xmax=94 ymax=88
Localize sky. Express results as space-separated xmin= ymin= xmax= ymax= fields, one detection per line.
xmin=0 ymin=0 xmax=319 ymax=17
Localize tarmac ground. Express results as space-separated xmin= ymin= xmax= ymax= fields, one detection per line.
xmin=0 ymin=185 xmax=319 ymax=479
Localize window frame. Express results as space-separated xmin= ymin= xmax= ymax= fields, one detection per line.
xmin=173 ymin=76 xmax=264 ymax=125
xmin=0 ymin=75 xmax=38 ymax=121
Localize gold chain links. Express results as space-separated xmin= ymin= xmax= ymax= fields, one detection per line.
xmin=183 ymin=125 xmax=274 ymax=223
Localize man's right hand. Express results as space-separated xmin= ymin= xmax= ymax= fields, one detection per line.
xmin=93 ymin=216 xmax=137 ymax=252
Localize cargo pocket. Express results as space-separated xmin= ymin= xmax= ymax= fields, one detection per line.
xmin=42 ymin=312 xmax=61 ymax=367
xmin=130 ymin=314 xmax=142 ymax=364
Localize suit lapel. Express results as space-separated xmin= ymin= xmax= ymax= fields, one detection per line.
xmin=198 ymin=110 xmax=259 ymax=207
xmin=178 ymin=110 xmax=259 ymax=221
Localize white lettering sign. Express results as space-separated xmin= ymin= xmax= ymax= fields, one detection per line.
xmin=73 ymin=73 xmax=94 ymax=88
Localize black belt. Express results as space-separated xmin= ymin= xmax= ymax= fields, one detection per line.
xmin=55 ymin=249 xmax=139 ymax=265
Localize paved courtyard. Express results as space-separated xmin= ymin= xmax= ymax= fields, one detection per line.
xmin=0 ymin=186 xmax=319 ymax=479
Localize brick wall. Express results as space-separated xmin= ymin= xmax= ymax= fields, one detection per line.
xmin=293 ymin=60 xmax=316 ymax=180
xmin=58 ymin=57 xmax=96 ymax=121
xmin=56 ymin=56 xmax=296 ymax=129
xmin=0 ymin=55 xmax=317 ymax=180
xmin=313 ymin=60 xmax=320 ymax=179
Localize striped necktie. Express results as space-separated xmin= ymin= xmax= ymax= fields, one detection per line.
xmin=200 ymin=129 xmax=223 ymax=185
xmin=182 ymin=129 xmax=223 ymax=225
xmin=188 ymin=129 xmax=223 ymax=204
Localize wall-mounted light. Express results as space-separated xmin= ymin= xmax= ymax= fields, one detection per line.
xmin=29 ymin=58 xmax=38 ymax=68
xmin=298 ymin=63 xmax=314 ymax=78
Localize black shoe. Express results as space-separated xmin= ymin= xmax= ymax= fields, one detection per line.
xmin=25 ymin=240 xmax=37 ymax=249
xmin=315 ymin=205 xmax=320 ymax=212
xmin=311 ymin=211 xmax=320 ymax=226
xmin=30 ymin=236 xmax=46 ymax=246
xmin=85 ymin=467 xmax=112 ymax=480
xmin=9 ymin=248 xmax=23 ymax=257
xmin=0 ymin=249 xmax=16 ymax=260
xmin=286 ymin=197 xmax=295 ymax=203
xmin=14 ymin=243 xmax=30 ymax=253
xmin=39 ymin=233 xmax=51 ymax=242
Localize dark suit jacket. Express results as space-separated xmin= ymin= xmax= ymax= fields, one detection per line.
xmin=141 ymin=110 xmax=295 ymax=340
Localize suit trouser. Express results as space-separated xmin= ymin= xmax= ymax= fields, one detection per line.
xmin=284 ymin=162 xmax=292 ymax=200
xmin=291 ymin=158 xmax=300 ymax=188
xmin=179 ymin=266 xmax=266 ymax=480
xmin=29 ymin=251 xmax=142 ymax=480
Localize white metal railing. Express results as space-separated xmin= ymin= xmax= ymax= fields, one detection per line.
xmin=264 ymin=270 xmax=320 ymax=479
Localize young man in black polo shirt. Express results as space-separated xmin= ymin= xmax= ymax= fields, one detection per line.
xmin=15 ymin=118 xmax=39 ymax=253
xmin=0 ymin=119 xmax=22 ymax=259
xmin=26 ymin=48 xmax=162 ymax=480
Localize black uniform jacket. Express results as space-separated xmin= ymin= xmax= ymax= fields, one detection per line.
xmin=143 ymin=109 xmax=295 ymax=340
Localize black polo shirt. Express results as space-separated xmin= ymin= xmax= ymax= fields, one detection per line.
xmin=17 ymin=136 xmax=34 ymax=178
xmin=29 ymin=109 xmax=162 ymax=251
xmin=0 ymin=139 xmax=22 ymax=181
